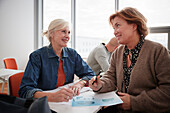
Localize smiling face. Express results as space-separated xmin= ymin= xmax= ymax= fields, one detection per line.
xmin=50 ymin=26 xmax=70 ymax=48
xmin=111 ymin=16 xmax=136 ymax=45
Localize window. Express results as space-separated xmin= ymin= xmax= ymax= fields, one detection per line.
xmin=146 ymin=33 xmax=168 ymax=48
xmin=76 ymin=0 xmax=115 ymax=58
xmin=43 ymin=0 xmax=71 ymax=47
xmin=43 ymin=0 xmax=115 ymax=58
xmin=119 ymin=0 xmax=170 ymax=27
xmin=42 ymin=0 xmax=170 ymax=58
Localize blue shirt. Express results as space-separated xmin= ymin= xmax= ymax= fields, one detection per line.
xmin=19 ymin=45 xmax=95 ymax=98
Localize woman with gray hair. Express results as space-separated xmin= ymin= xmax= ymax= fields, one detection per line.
xmin=19 ymin=19 xmax=95 ymax=102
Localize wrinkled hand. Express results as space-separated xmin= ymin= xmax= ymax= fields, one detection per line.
xmin=118 ymin=92 xmax=131 ymax=110
xmin=50 ymin=88 xmax=73 ymax=102
xmin=69 ymin=84 xmax=82 ymax=96
xmin=89 ymin=76 xmax=102 ymax=91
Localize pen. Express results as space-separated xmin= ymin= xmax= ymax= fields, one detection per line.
xmin=92 ymin=70 xmax=102 ymax=85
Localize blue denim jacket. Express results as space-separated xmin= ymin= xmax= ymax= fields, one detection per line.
xmin=19 ymin=45 xmax=95 ymax=98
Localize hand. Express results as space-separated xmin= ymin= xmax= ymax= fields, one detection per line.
xmin=118 ymin=92 xmax=131 ymax=110
xmin=112 ymin=37 xmax=120 ymax=46
xmin=89 ymin=76 xmax=102 ymax=91
xmin=69 ymin=80 xmax=87 ymax=96
xmin=69 ymin=84 xmax=82 ymax=96
xmin=48 ymin=88 xmax=73 ymax=102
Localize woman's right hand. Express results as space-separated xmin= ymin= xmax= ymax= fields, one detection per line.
xmin=49 ymin=88 xmax=74 ymax=102
xmin=34 ymin=88 xmax=74 ymax=102
xmin=89 ymin=76 xmax=102 ymax=91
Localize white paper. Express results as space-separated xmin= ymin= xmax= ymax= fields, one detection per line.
xmin=47 ymin=87 xmax=92 ymax=105
xmin=45 ymin=84 xmax=123 ymax=107
xmin=72 ymin=90 xmax=123 ymax=107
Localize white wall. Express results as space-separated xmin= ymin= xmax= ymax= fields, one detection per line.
xmin=0 ymin=0 xmax=35 ymax=70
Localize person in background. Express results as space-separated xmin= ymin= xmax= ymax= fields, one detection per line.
xmin=89 ymin=7 xmax=170 ymax=113
xmin=87 ymin=37 xmax=119 ymax=75
xmin=19 ymin=19 xmax=95 ymax=102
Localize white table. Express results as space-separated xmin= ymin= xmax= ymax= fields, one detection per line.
xmin=0 ymin=68 xmax=23 ymax=93
xmin=48 ymin=91 xmax=101 ymax=113
xmin=49 ymin=102 xmax=101 ymax=113
xmin=46 ymin=85 xmax=102 ymax=113
xmin=47 ymin=85 xmax=122 ymax=113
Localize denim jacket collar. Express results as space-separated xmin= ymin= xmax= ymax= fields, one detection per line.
xmin=47 ymin=44 xmax=68 ymax=58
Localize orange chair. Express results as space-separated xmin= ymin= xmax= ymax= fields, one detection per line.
xmin=3 ymin=57 xmax=18 ymax=70
xmin=8 ymin=72 xmax=24 ymax=97
xmin=0 ymin=92 xmax=7 ymax=95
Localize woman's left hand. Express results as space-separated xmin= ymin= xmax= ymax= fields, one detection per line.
xmin=69 ymin=85 xmax=81 ymax=96
xmin=117 ymin=92 xmax=131 ymax=110
xmin=69 ymin=80 xmax=86 ymax=96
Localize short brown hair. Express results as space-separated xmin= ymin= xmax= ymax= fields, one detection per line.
xmin=109 ymin=7 xmax=149 ymax=37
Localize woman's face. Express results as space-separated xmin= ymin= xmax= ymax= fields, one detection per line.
xmin=111 ymin=16 xmax=136 ymax=45
xmin=51 ymin=26 xmax=70 ymax=48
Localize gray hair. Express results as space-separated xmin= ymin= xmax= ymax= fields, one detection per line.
xmin=43 ymin=19 xmax=69 ymax=42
